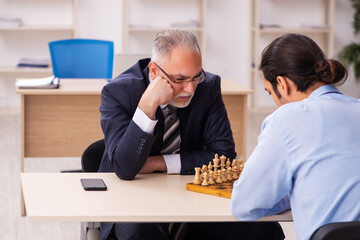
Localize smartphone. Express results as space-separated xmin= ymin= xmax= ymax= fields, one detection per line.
xmin=80 ymin=178 xmax=107 ymax=191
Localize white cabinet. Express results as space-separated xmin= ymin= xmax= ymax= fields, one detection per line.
xmin=0 ymin=0 xmax=78 ymax=76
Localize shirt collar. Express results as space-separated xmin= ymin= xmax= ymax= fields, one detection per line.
xmin=307 ymin=85 xmax=342 ymax=100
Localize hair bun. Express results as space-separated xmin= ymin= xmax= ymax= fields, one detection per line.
xmin=314 ymin=60 xmax=333 ymax=83
xmin=314 ymin=59 xmax=347 ymax=85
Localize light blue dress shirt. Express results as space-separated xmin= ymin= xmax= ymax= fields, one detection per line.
xmin=230 ymin=85 xmax=360 ymax=240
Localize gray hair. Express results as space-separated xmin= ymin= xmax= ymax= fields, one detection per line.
xmin=151 ymin=29 xmax=201 ymax=65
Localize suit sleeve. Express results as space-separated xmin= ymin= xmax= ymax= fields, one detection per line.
xmin=180 ymin=76 xmax=236 ymax=174
xmin=99 ymin=83 xmax=157 ymax=180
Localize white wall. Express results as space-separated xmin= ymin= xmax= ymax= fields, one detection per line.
xmin=334 ymin=0 xmax=360 ymax=98
xmin=0 ymin=0 xmax=359 ymax=108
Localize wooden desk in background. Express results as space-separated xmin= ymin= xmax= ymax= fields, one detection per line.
xmin=16 ymin=78 xmax=251 ymax=215
xmin=21 ymin=173 xmax=292 ymax=222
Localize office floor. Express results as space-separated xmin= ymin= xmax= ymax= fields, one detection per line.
xmin=0 ymin=108 xmax=296 ymax=240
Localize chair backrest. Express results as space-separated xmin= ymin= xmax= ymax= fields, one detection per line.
xmin=49 ymin=39 xmax=114 ymax=79
xmin=310 ymin=221 xmax=360 ymax=240
xmin=81 ymin=139 xmax=105 ymax=172
xmin=112 ymin=53 xmax=151 ymax=77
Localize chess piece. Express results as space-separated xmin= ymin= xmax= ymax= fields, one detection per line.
xmin=213 ymin=166 xmax=218 ymax=179
xmin=213 ymin=154 xmax=220 ymax=168
xmin=193 ymin=167 xmax=201 ymax=185
xmin=216 ymin=170 xmax=223 ymax=184
xmin=220 ymin=155 xmax=226 ymax=170
xmin=201 ymin=172 xmax=209 ymax=186
xmin=232 ymin=166 xmax=238 ymax=180
xmin=209 ymin=171 xmax=215 ymax=185
xmin=226 ymin=158 xmax=231 ymax=168
xmin=221 ymin=168 xmax=227 ymax=182
xmin=239 ymin=164 xmax=244 ymax=176
xmin=200 ymin=165 xmax=207 ymax=181
xmin=227 ymin=167 xmax=233 ymax=181
xmin=237 ymin=159 xmax=243 ymax=175
xmin=213 ymin=155 xmax=219 ymax=179
xmin=208 ymin=162 xmax=213 ymax=173
xmin=232 ymin=159 xmax=237 ymax=168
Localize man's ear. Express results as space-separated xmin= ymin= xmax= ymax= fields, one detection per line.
xmin=276 ymin=76 xmax=291 ymax=97
xmin=148 ymin=62 xmax=158 ymax=80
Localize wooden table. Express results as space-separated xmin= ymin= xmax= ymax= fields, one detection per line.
xmin=21 ymin=173 xmax=292 ymax=222
xmin=17 ymin=78 xmax=251 ymax=215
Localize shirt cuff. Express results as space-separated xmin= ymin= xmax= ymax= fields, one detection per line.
xmin=163 ymin=154 xmax=181 ymax=174
xmin=133 ymin=107 xmax=158 ymax=135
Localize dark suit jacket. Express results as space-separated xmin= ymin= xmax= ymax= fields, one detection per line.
xmin=98 ymin=58 xmax=235 ymax=179
xmin=98 ymin=59 xmax=235 ymax=239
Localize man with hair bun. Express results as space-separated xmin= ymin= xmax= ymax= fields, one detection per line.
xmin=231 ymin=33 xmax=360 ymax=240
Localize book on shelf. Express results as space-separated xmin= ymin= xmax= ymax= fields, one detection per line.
xmin=259 ymin=23 xmax=282 ymax=29
xmin=17 ymin=58 xmax=50 ymax=68
xmin=170 ymin=20 xmax=199 ymax=28
xmin=15 ymin=76 xmax=59 ymax=89
xmin=301 ymin=24 xmax=330 ymax=29
xmin=0 ymin=16 xmax=22 ymax=27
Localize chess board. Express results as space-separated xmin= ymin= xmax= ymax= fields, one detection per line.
xmin=186 ymin=181 xmax=235 ymax=199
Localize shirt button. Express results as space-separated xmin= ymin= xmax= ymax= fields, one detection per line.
xmin=141 ymin=138 xmax=146 ymax=143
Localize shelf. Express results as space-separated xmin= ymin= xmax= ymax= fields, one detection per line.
xmin=123 ymin=0 xmax=207 ymax=53
xmin=0 ymin=66 xmax=53 ymax=75
xmin=128 ymin=26 xmax=204 ymax=32
xmin=0 ymin=25 xmax=74 ymax=31
xmin=249 ymin=0 xmax=335 ymax=109
xmin=252 ymin=27 xmax=332 ymax=34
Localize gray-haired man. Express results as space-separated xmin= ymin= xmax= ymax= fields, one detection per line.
xmin=99 ymin=29 xmax=284 ymax=240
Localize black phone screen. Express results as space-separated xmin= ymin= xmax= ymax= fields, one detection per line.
xmin=80 ymin=178 xmax=107 ymax=191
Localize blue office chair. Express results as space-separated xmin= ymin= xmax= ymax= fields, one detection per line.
xmin=49 ymin=39 xmax=114 ymax=79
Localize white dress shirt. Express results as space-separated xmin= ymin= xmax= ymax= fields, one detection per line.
xmin=230 ymin=85 xmax=360 ymax=240
xmin=132 ymin=74 xmax=181 ymax=174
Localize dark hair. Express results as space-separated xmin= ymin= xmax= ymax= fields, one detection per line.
xmin=260 ymin=34 xmax=348 ymax=96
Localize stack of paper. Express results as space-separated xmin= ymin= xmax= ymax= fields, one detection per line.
xmin=15 ymin=76 xmax=59 ymax=89
xmin=17 ymin=58 xmax=50 ymax=68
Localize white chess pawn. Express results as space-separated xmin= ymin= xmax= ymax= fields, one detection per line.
xmin=221 ymin=168 xmax=227 ymax=182
xmin=201 ymin=172 xmax=209 ymax=186
xmin=209 ymin=171 xmax=215 ymax=185
xmin=193 ymin=167 xmax=201 ymax=185
xmin=200 ymin=165 xmax=207 ymax=181
xmin=227 ymin=167 xmax=233 ymax=181
xmin=232 ymin=166 xmax=238 ymax=180
xmin=213 ymin=167 xmax=218 ymax=179
xmin=216 ymin=170 xmax=223 ymax=184
xmin=239 ymin=164 xmax=244 ymax=176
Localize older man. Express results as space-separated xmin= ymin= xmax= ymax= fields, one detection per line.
xmin=99 ymin=29 xmax=284 ymax=240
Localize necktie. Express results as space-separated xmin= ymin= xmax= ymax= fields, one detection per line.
xmin=160 ymin=105 xmax=181 ymax=154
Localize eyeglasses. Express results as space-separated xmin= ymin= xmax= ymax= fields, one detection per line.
xmin=153 ymin=62 xmax=206 ymax=84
